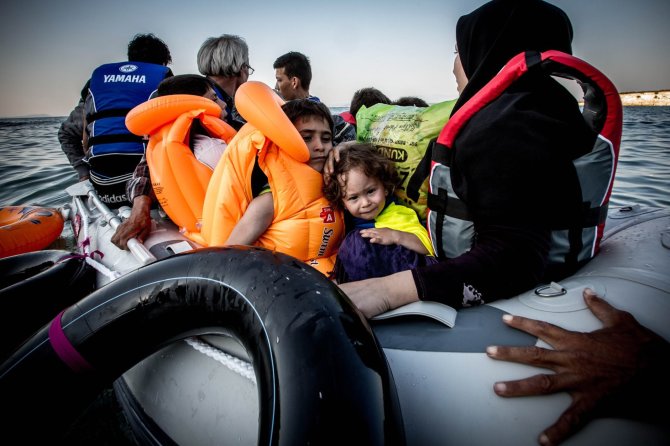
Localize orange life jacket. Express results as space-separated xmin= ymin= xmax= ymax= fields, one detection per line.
xmin=200 ymin=82 xmax=344 ymax=276
xmin=126 ymin=95 xmax=237 ymax=237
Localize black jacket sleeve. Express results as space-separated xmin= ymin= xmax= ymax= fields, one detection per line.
xmin=58 ymin=81 xmax=90 ymax=179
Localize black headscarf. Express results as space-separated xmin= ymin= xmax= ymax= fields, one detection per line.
xmin=452 ymin=0 xmax=574 ymax=115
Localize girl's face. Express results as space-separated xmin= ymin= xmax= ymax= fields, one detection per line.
xmin=294 ymin=115 xmax=333 ymax=172
xmin=340 ymin=167 xmax=388 ymax=220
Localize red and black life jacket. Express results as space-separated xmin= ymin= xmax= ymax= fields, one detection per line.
xmin=427 ymin=50 xmax=622 ymax=269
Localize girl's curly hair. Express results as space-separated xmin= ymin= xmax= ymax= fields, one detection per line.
xmin=323 ymin=143 xmax=399 ymax=210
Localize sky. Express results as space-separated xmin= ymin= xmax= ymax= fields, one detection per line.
xmin=1 ymin=0 xmax=668 ymax=118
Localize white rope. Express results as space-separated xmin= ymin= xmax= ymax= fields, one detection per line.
xmin=185 ymin=337 xmax=257 ymax=384
xmin=84 ymin=256 xmax=123 ymax=281
xmin=71 ymin=196 xmax=125 ymax=282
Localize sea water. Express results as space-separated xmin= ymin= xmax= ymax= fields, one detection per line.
xmin=0 ymin=107 xmax=669 ymax=209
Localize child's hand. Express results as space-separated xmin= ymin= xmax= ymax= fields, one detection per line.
xmin=359 ymin=227 xmax=398 ymax=245
xmin=360 ymin=227 xmax=430 ymax=254
xmin=323 ymin=140 xmax=356 ymax=184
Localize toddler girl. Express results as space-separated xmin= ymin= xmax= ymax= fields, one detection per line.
xmin=323 ymin=143 xmax=436 ymax=283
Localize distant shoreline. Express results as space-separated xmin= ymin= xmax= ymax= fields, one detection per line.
xmin=2 ymin=90 xmax=669 ymax=119
xmin=618 ymin=90 xmax=670 ymax=106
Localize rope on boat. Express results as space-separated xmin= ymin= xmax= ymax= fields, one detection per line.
xmin=71 ymin=195 xmax=124 ymax=282
xmin=185 ymin=337 xmax=257 ymax=384
xmin=84 ymin=256 xmax=123 ymax=281
xmin=62 ymin=236 xmax=123 ymax=281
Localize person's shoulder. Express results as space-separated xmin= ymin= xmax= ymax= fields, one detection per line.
xmin=339 ymin=111 xmax=356 ymax=125
xmin=333 ymin=115 xmax=356 ymax=145
xmin=381 ymin=202 xmax=422 ymax=221
xmin=385 ymin=201 xmax=413 ymax=214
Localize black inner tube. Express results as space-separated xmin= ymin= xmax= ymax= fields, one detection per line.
xmin=0 ymin=246 xmax=404 ymax=445
xmin=0 ymin=249 xmax=96 ymax=359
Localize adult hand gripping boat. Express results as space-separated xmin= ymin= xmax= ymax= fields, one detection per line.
xmin=0 ymin=178 xmax=668 ymax=445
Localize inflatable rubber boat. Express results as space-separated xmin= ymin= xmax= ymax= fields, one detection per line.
xmin=1 ymin=180 xmax=668 ymax=445
xmin=1 ymin=66 xmax=668 ymax=443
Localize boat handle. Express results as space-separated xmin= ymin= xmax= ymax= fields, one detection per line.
xmin=534 ymin=282 xmax=567 ymax=297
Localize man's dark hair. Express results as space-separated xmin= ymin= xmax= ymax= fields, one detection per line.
xmin=156 ymin=74 xmax=211 ymax=97
xmin=273 ymin=52 xmax=312 ymax=90
xmin=350 ymin=87 xmax=391 ymax=118
xmin=127 ymin=33 xmax=172 ymax=65
xmin=393 ymin=96 xmax=429 ymax=107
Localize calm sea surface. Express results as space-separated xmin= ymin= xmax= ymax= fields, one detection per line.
xmin=0 ymin=106 xmax=669 ymax=209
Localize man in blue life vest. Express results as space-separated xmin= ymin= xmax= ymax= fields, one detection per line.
xmin=59 ymin=33 xmax=173 ymax=208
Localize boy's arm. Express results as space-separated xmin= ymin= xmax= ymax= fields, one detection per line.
xmin=359 ymin=227 xmax=430 ymax=255
xmin=225 ymin=192 xmax=274 ymax=245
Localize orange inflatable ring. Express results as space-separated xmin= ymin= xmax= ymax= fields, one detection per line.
xmin=234 ymin=81 xmax=310 ymax=162
xmin=125 ymin=95 xmax=237 ymax=235
xmin=0 ymin=206 xmax=64 ymax=258
xmin=126 ymin=94 xmax=224 ymax=136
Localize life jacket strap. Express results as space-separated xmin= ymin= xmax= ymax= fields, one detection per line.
xmin=86 ymin=107 xmax=133 ymax=123
xmin=88 ymin=134 xmax=144 ymax=146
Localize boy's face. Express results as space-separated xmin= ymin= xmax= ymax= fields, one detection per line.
xmin=294 ymin=115 xmax=333 ymax=172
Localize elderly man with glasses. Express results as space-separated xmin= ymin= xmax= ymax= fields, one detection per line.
xmin=197 ymin=34 xmax=252 ymax=131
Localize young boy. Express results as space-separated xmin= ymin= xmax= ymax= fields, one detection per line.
xmin=112 ymin=74 xmax=232 ymax=249
xmin=222 ymin=99 xmax=341 ymax=274
xmin=155 ymin=74 xmax=230 ymax=169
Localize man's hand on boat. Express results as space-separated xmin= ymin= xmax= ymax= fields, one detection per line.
xmin=111 ymin=195 xmax=153 ymax=250
xmin=486 ymin=289 xmax=670 ymax=446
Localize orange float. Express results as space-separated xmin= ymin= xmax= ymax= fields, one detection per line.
xmin=0 ymin=206 xmax=64 ymax=258
xmin=126 ymin=94 xmax=224 ymax=136
xmin=234 ymin=81 xmax=309 ymax=162
xmin=126 ymin=95 xmax=237 ymax=237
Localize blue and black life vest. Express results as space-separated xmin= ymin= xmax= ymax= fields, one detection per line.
xmin=428 ymin=50 xmax=622 ymax=269
xmin=86 ymin=61 xmax=169 ymax=158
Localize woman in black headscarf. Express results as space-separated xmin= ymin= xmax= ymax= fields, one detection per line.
xmin=338 ymin=0 xmax=596 ymax=316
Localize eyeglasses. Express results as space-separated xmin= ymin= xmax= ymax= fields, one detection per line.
xmin=243 ymin=63 xmax=255 ymax=75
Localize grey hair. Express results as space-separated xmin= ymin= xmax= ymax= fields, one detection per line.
xmin=197 ymin=34 xmax=249 ymax=77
